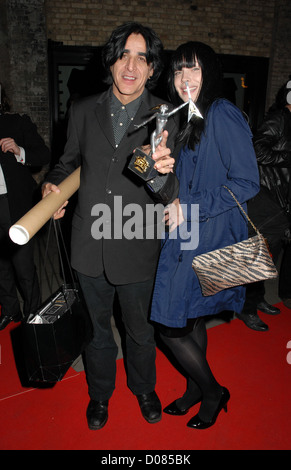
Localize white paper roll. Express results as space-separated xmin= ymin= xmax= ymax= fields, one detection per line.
xmin=9 ymin=167 xmax=80 ymax=245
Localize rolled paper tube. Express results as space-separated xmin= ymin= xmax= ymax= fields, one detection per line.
xmin=9 ymin=167 xmax=80 ymax=245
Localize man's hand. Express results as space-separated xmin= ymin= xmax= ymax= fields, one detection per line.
xmin=0 ymin=137 xmax=21 ymax=156
xmin=42 ymin=182 xmax=68 ymax=220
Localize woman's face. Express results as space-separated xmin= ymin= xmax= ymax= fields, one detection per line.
xmin=174 ymin=59 xmax=203 ymax=103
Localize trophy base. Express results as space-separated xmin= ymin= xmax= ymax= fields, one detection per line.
xmin=128 ymin=148 xmax=158 ymax=181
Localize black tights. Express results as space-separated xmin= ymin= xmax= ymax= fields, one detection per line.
xmin=160 ymin=318 xmax=222 ymax=421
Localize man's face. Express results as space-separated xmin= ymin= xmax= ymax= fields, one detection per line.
xmin=110 ymin=33 xmax=154 ymax=105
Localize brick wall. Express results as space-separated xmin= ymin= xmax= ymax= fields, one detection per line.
xmin=0 ymin=0 xmax=50 ymax=145
xmin=45 ymin=0 xmax=291 ymax=108
xmin=46 ymin=0 xmax=275 ymax=55
xmin=268 ymin=0 xmax=291 ymax=107
xmin=0 ymin=0 xmax=291 ymax=148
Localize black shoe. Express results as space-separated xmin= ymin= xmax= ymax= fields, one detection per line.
xmin=86 ymin=399 xmax=108 ymax=430
xmin=282 ymin=298 xmax=291 ymax=309
xmin=163 ymin=397 xmax=201 ymax=416
xmin=187 ymin=387 xmax=230 ymax=430
xmin=257 ymin=300 xmax=280 ymax=315
xmin=136 ymin=391 xmax=162 ymax=423
xmin=0 ymin=312 xmax=23 ymax=331
xmin=236 ymin=312 xmax=268 ymax=331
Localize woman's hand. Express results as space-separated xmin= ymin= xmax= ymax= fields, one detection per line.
xmin=42 ymin=182 xmax=69 ymax=220
xmin=136 ymin=131 xmax=174 ymax=174
xmin=164 ymin=198 xmax=185 ymax=232
xmin=152 ymin=130 xmax=175 ymax=174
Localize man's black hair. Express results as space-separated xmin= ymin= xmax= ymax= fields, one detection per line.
xmin=102 ymin=22 xmax=164 ymax=89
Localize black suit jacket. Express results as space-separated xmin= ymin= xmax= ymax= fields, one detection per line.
xmin=0 ymin=113 xmax=50 ymax=223
xmin=47 ymin=88 xmax=178 ymax=283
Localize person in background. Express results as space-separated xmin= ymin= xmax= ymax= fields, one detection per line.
xmin=237 ymin=77 xmax=291 ymax=332
xmin=150 ymin=41 xmax=260 ymax=429
xmin=0 ymin=83 xmax=50 ymax=330
xmin=42 ymin=22 xmax=178 ymax=430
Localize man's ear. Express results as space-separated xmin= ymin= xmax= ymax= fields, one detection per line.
xmin=148 ymin=66 xmax=154 ymax=80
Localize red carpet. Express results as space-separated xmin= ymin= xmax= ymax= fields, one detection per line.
xmin=0 ymin=303 xmax=290 ymax=451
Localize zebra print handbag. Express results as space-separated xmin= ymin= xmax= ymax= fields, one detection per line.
xmin=192 ymin=187 xmax=278 ymax=296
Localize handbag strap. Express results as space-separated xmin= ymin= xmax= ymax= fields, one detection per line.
xmin=223 ymin=185 xmax=259 ymax=234
xmin=223 ymin=186 xmax=275 ymax=257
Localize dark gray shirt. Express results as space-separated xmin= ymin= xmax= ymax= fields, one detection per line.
xmin=110 ymin=91 xmax=141 ymax=146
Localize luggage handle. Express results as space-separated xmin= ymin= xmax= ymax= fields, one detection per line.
xmin=42 ymin=218 xmax=80 ymax=303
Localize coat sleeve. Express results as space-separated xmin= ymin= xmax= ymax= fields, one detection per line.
xmin=20 ymin=114 xmax=50 ymax=167
xmin=180 ymin=100 xmax=260 ymax=221
xmin=253 ymin=110 xmax=291 ymax=167
xmin=147 ymin=171 xmax=179 ymax=204
xmin=45 ymin=103 xmax=82 ymax=185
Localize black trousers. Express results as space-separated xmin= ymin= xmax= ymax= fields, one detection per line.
xmin=242 ymin=187 xmax=291 ymax=313
xmin=77 ymin=271 xmax=157 ymax=401
xmin=278 ymin=242 xmax=291 ymax=298
xmin=0 ymin=195 xmax=40 ymax=318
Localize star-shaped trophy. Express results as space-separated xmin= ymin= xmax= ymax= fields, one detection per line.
xmin=185 ymin=81 xmax=203 ymax=121
xmin=128 ymin=82 xmax=202 ymax=181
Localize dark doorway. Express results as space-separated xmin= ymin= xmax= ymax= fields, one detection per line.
xmin=219 ymin=54 xmax=269 ymax=132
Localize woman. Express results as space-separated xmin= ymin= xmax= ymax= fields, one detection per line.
xmin=150 ymin=42 xmax=260 ymax=429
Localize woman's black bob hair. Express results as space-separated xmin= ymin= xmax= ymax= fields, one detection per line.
xmin=167 ymin=42 xmax=223 ymax=149
xmin=168 ymin=41 xmax=223 ymax=112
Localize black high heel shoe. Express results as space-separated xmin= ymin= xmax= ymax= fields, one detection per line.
xmin=163 ymin=397 xmax=201 ymax=416
xmin=186 ymin=387 xmax=230 ymax=429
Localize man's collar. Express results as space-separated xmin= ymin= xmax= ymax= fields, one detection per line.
xmin=110 ymin=89 xmax=145 ymax=117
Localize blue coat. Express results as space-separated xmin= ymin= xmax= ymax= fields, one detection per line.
xmin=150 ymin=99 xmax=260 ymax=328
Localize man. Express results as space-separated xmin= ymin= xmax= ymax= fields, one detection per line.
xmin=42 ymin=22 xmax=178 ymax=430
xmin=0 ymin=84 xmax=50 ymax=330
xmin=237 ymin=78 xmax=291 ymax=331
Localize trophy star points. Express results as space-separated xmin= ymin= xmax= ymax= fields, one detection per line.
xmin=185 ymin=81 xmax=203 ymax=121
xmin=188 ymin=99 xmax=203 ymax=121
